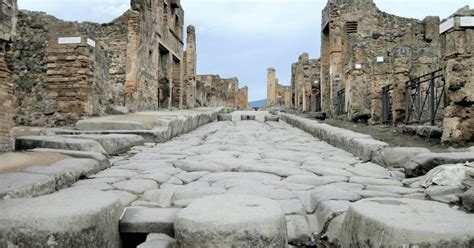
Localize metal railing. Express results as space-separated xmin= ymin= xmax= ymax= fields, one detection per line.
xmin=336 ymin=89 xmax=345 ymax=115
xmin=316 ymin=92 xmax=322 ymax=112
xmin=405 ymin=69 xmax=447 ymax=126
xmin=381 ymin=84 xmax=393 ymax=124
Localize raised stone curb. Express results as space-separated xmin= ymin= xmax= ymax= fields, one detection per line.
xmin=265 ymin=115 xmax=280 ymax=122
xmin=29 ymin=148 xmax=111 ymax=168
xmin=0 ymin=189 xmax=124 ymax=248
xmin=280 ymin=113 xmax=388 ymax=162
xmin=53 ymin=108 xmax=223 ymax=143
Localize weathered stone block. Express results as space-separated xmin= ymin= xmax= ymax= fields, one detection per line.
xmin=0 ymin=189 xmax=123 ymax=248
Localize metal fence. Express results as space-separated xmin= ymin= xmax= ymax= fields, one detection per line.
xmin=381 ymin=84 xmax=393 ymax=124
xmin=405 ymin=69 xmax=447 ymax=126
xmin=336 ymin=89 xmax=345 ymax=115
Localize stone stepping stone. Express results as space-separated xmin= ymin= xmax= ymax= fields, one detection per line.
xmin=137 ymin=233 xmax=176 ymax=248
xmin=15 ymin=136 xmax=106 ymax=154
xmin=120 ymin=207 xmax=181 ymax=236
xmin=340 ymin=198 xmax=474 ymax=246
xmin=175 ymin=194 xmax=287 ymax=247
xmin=0 ymin=189 xmax=123 ymax=247
xmin=264 ymin=115 xmax=280 ymax=122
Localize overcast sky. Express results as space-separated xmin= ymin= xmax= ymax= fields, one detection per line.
xmin=19 ymin=0 xmax=470 ymax=101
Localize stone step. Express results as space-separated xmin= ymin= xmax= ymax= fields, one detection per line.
xmin=76 ymin=120 xmax=149 ymax=131
xmin=15 ymin=135 xmax=107 ymax=154
xmin=62 ymin=134 xmax=144 ymax=155
xmin=0 ymin=158 xmax=106 ymax=199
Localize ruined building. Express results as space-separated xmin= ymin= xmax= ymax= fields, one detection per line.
xmin=291 ymin=53 xmax=321 ymax=112
xmin=266 ymin=68 xmax=291 ymax=108
xmin=277 ymin=0 xmax=471 ymax=144
xmin=195 ymin=75 xmax=248 ymax=110
xmin=0 ymin=0 xmax=249 ymax=152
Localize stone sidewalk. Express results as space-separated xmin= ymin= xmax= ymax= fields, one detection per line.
xmin=1 ymin=111 xmax=473 ymax=247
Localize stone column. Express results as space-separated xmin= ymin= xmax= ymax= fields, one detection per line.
xmin=0 ymin=0 xmax=17 ymax=152
xmin=124 ymin=10 xmax=141 ymax=111
xmin=267 ymin=68 xmax=276 ymax=106
xmin=440 ymin=9 xmax=474 ymax=144
xmin=391 ymin=46 xmax=412 ymax=125
xmin=184 ymin=25 xmax=197 ymax=109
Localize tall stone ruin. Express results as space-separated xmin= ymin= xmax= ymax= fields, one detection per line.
xmin=0 ymin=0 xmax=17 ymax=152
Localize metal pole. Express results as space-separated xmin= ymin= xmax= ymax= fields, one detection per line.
xmin=430 ymin=73 xmax=436 ymax=126
xmin=415 ymin=79 xmax=421 ymax=123
xmin=405 ymin=82 xmax=410 ymax=124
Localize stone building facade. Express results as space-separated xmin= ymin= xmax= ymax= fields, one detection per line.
xmin=266 ymin=68 xmax=291 ymax=109
xmin=320 ymin=0 xmax=441 ymax=122
xmin=2 ymin=0 xmax=247 ymax=130
xmin=0 ymin=0 xmax=17 ymax=152
xmin=291 ymin=53 xmax=321 ymax=113
xmin=315 ymin=0 xmax=472 ymax=144
xmin=195 ymin=75 xmax=248 ymax=109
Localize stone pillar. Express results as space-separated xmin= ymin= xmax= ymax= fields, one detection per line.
xmin=391 ymin=46 xmax=412 ymax=125
xmin=46 ymin=24 xmax=107 ymax=126
xmin=440 ymin=9 xmax=474 ymax=144
xmin=0 ymin=0 xmax=17 ymax=152
xmin=184 ymin=25 xmax=197 ymax=109
xmin=124 ymin=10 xmax=141 ymax=110
xmin=267 ymin=68 xmax=276 ymax=106
xmin=238 ymin=86 xmax=249 ymax=110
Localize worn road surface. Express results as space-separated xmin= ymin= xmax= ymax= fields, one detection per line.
xmin=78 ymin=112 xmax=414 ymax=245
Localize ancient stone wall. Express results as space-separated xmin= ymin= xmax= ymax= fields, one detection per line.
xmin=195 ymin=75 xmax=243 ymax=108
xmin=291 ymin=53 xmax=321 ymax=112
xmin=0 ymin=0 xmax=17 ymax=152
xmin=440 ymin=7 xmax=474 ymax=144
xmin=321 ymin=0 xmax=441 ymax=122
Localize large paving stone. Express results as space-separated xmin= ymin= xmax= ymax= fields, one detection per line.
xmin=175 ymin=194 xmax=287 ymax=248
xmin=23 ymin=159 xmax=102 ymax=190
xmin=64 ymin=134 xmax=144 ymax=155
xmin=0 ymin=172 xmax=56 ymax=199
xmin=372 ymin=147 xmax=431 ymax=168
xmin=113 ymin=179 xmax=158 ymax=194
xmin=0 ymin=189 xmax=123 ymax=247
xmin=138 ymin=233 xmax=176 ymax=248
xmin=284 ymin=175 xmax=348 ymax=187
xmin=16 ymin=136 xmax=107 ymax=154
xmin=340 ymin=198 xmax=474 ymax=247
xmin=239 ymin=164 xmax=313 ymax=177
xmin=421 ymin=163 xmax=474 ymax=188
xmin=346 ymin=137 xmax=388 ymax=162
xmin=405 ymin=152 xmax=474 ymax=177
xmin=76 ymin=120 xmax=148 ymax=131
xmin=120 ymin=207 xmax=180 ymax=236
